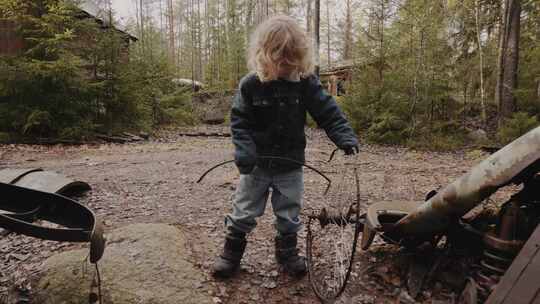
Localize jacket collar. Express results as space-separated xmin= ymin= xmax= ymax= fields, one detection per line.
xmin=278 ymin=71 xmax=300 ymax=82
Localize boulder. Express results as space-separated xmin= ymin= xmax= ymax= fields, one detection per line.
xmin=468 ymin=129 xmax=488 ymax=142
xmin=37 ymin=223 xmax=213 ymax=304
xmin=193 ymin=92 xmax=233 ymax=125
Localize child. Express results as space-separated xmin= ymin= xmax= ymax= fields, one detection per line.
xmin=213 ymin=15 xmax=359 ymax=278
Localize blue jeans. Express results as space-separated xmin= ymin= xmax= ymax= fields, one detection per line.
xmin=225 ymin=167 xmax=304 ymax=235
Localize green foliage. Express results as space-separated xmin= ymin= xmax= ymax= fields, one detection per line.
xmin=158 ymin=90 xmax=198 ymax=126
xmin=366 ymin=113 xmax=409 ymax=145
xmin=341 ymin=65 xmax=414 ymax=145
xmin=0 ymin=53 xmax=94 ymax=137
xmin=407 ymin=121 xmax=468 ymax=151
xmin=22 ymin=110 xmax=52 ymax=135
xmin=497 ymin=112 xmax=539 ymax=144
xmin=409 ymin=132 xmax=467 ymax=151
xmin=0 ymin=0 xmax=192 ymax=141
xmin=341 ymin=0 xmax=491 ymax=150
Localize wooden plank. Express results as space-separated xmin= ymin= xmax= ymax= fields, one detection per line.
xmin=531 ymin=290 xmax=540 ymax=304
xmin=503 ymin=250 xmax=540 ymax=303
xmin=486 ymin=224 xmax=540 ymax=304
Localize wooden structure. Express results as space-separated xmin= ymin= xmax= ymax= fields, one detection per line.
xmin=0 ymin=1 xmax=136 ymax=57
xmin=319 ymin=59 xmax=359 ymax=96
xmin=76 ymin=1 xmax=137 ymax=42
xmin=486 ymin=223 xmax=540 ymax=304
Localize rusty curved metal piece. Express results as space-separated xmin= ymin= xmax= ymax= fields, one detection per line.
xmin=394 ymin=126 xmax=540 ymax=238
xmin=0 ymin=168 xmax=91 ymax=196
xmin=361 ymin=200 xmax=423 ymax=250
xmin=0 ymin=182 xmax=105 ymax=263
xmin=197 ymin=156 xmax=333 ymax=194
xmin=0 ymin=168 xmax=44 ymax=184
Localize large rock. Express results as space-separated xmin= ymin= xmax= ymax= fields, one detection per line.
xmin=468 ymin=128 xmax=488 ymax=142
xmin=37 ymin=224 xmax=213 ymax=304
xmin=193 ymin=92 xmax=233 ymax=125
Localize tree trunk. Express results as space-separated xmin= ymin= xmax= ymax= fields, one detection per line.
xmin=136 ymin=0 xmax=144 ymax=55
xmin=343 ymin=0 xmax=352 ymax=60
xmin=326 ymin=0 xmax=330 ymax=66
xmin=177 ymin=2 xmax=183 ymax=75
xmin=495 ymin=0 xmax=507 ymax=110
xmin=246 ymin=0 xmax=253 ymax=45
xmin=306 ymin=0 xmax=312 ymax=33
xmin=190 ymin=0 xmax=196 ymax=90
xmin=537 ymin=79 xmax=540 ymax=100
xmin=205 ymin=0 xmax=210 ymax=83
xmin=197 ymin=0 xmax=202 ymax=81
xmin=475 ymin=0 xmax=487 ymax=126
xmin=159 ymin=0 xmax=164 ymax=47
xmin=378 ymin=0 xmax=385 ymax=95
xmin=314 ymin=0 xmax=320 ymax=76
xmin=498 ymin=0 xmax=521 ymax=121
xmin=167 ymin=0 xmax=176 ymax=66
xmin=145 ymin=1 xmax=153 ymax=60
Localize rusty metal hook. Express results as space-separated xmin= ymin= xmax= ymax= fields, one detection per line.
xmin=327 ymin=148 xmax=340 ymax=163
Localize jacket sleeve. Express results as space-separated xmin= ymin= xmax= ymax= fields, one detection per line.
xmin=304 ymin=75 xmax=359 ymax=149
xmin=230 ymin=80 xmax=257 ymax=173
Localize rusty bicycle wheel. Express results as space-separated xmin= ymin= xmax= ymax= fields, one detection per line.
xmin=306 ymin=167 xmax=362 ymax=303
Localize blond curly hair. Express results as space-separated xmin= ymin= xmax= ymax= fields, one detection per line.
xmin=247 ymin=15 xmax=315 ymax=82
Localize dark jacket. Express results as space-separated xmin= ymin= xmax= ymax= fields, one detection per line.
xmin=231 ymin=73 xmax=358 ymax=173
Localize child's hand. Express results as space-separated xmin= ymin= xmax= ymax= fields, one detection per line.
xmin=343 ymin=145 xmax=359 ymax=155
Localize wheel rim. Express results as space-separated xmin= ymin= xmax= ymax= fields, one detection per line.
xmin=306 ymin=167 xmax=361 ymax=303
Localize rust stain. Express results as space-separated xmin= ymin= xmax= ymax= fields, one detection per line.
xmin=441 ymin=185 xmax=458 ymax=207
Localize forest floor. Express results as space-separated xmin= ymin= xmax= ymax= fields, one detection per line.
xmin=0 ymin=125 xmax=494 ymax=303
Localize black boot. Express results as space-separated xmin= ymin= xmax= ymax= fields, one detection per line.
xmin=275 ymin=233 xmax=307 ymax=277
xmin=212 ymin=230 xmax=246 ymax=278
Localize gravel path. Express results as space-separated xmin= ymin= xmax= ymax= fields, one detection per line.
xmin=0 ymin=126 xmax=489 ymax=303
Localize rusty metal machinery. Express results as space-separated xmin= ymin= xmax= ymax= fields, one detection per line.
xmin=0 ymin=182 xmax=105 ymax=264
xmin=302 ymin=126 xmax=540 ymax=304
xmin=394 ymin=127 xmax=540 ymax=238
xmin=461 ymin=176 xmax=540 ymax=304
xmin=356 ymin=127 xmax=540 ymax=303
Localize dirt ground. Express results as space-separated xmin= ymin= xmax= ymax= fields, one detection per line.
xmin=0 ymin=126 xmax=489 ymax=303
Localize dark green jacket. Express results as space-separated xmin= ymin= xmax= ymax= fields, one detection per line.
xmin=231 ymin=73 xmax=358 ymax=173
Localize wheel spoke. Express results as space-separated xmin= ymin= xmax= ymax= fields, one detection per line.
xmin=306 ymin=159 xmax=362 ymax=303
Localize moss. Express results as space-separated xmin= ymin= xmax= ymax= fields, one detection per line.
xmin=0 ymin=132 xmax=10 ymax=143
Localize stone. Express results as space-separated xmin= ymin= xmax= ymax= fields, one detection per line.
xmin=468 ymin=129 xmax=488 ymax=142
xmin=36 ymin=223 xmax=213 ymax=304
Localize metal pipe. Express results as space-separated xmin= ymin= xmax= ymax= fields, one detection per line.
xmin=395 ymin=126 xmax=540 ymax=237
